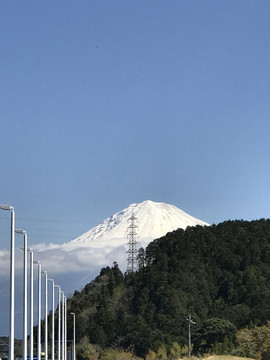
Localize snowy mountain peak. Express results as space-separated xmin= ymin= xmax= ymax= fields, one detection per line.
xmin=68 ymin=200 xmax=209 ymax=247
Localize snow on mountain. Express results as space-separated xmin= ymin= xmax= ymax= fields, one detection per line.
xmin=66 ymin=200 xmax=209 ymax=249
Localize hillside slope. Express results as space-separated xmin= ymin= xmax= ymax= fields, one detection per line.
xmin=66 ymin=219 xmax=270 ymax=358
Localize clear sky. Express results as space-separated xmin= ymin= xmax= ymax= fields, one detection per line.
xmin=1 ymin=0 xmax=270 ymax=248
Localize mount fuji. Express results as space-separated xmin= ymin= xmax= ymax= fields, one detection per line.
xmin=66 ymin=200 xmax=209 ymax=250
xmin=27 ymin=200 xmax=209 ymax=276
xmin=35 ymin=200 xmax=208 ymax=271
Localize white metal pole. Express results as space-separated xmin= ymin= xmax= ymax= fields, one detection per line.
xmin=188 ymin=315 xmax=191 ymax=357
xmin=17 ymin=230 xmax=28 ymax=360
xmin=61 ymin=292 xmax=64 ymax=360
xmin=55 ymin=286 xmax=61 ymax=360
xmin=70 ymin=313 xmax=75 ymax=360
xmin=29 ymin=250 xmax=34 ymax=360
xmin=38 ymin=263 xmax=42 ymax=360
xmin=0 ymin=204 xmax=15 ymax=360
xmin=10 ymin=208 xmax=15 ymax=360
xmin=48 ymin=279 xmax=55 ymax=360
xmin=64 ymin=297 xmax=67 ymax=360
xmin=23 ymin=233 xmax=28 ymax=360
xmin=43 ymin=271 xmax=48 ymax=360
xmin=10 ymin=210 xmax=15 ymax=360
xmin=15 ymin=229 xmax=28 ymax=360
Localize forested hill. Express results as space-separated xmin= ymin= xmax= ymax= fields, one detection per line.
xmin=67 ymin=219 xmax=270 ymax=358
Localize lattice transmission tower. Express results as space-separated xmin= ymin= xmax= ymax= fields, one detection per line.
xmin=126 ymin=211 xmax=138 ymax=273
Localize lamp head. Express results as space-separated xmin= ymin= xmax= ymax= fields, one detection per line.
xmin=15 ymin=229 xmax=27 ymax=235
xmin=0 ymin=204 xmax=14 ymax=211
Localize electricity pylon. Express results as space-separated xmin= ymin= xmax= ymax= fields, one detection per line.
xmin=126 ymin=211 xmax=138 ymax=272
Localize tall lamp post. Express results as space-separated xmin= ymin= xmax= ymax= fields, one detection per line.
xmin=0 ymin=204 xmax=15 ymax=360
xmin=28 ymin=249 xmax=34 ymax=360
xmin=61 ymin=292 xmax=65 ymax=360
xmin=70 ymin=313 xmax=75 ymax=360
xmin=64 ymin=297 xmax=67 ymax=360
xmin=54 ymin=285 xmax=61 ymax=360
xmin=15 ymin=229 xmax=28 ymax=360
xmin=48 ymin=278 xmax=55 ymax=360
xmin=42 ymin=271 xmax=48 ymax=360
xmin=34 ymin=261 xmax=42 ymax=360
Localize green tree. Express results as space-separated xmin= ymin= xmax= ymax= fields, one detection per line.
xmin=193 ymin=317 xmax=236 ymax=353
xmin=76 ymin=337 xmax=100 ymax=360
xmin=236 ymin=322 xmax=270 ymax=359
xmin=169 ymin=342 xmax=181 ymax=359
xmin=156 ymin=344 xmax=167 ymax=360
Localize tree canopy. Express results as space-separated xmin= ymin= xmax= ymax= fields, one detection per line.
xmin=65 ymin=219 xmax=270 ymax=358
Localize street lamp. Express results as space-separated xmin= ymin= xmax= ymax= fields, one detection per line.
xmin=15 ymin=229 xmax=28 ymax=360
xmin=54 ymin=285 xmax=61 ymax=360
xmin=48 ymin=279 xmax=55 ymax=360
xmin=34 ymin=261 xmax=42 ymax=360
xmin=61 ymin=292 xmax=64 ymax=360
xmin=42 ymin=271 xmax=48 ymax=360
xmin=70 ymin=313 xmax=75 ymax=360
xmin=28 ymin=249 xmax=34 ymax=360
xmin=0 ymin=204 xmax=15 ymax=360
xmin=64 ymin=297 xmax=67 ymax=360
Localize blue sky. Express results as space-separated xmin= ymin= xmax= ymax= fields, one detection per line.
xmin=1 ymin=0 xmax=270 ymax=247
